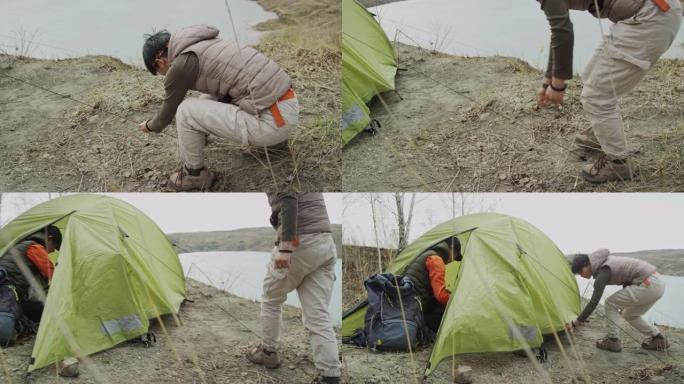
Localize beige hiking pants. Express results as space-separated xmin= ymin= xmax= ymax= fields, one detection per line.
xmin=604 ymin=273 xmax=665 ymax=339
xmin=175 ymin=94 xmax=299 ymax=169
xmin=260 ymin=233 xmax=341 ymax=377
xmin=580 ymin=0 xmax=682 ymax=158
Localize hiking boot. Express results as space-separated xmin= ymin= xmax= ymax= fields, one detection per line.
xmin=57 ymin=357 xmax=80 ymax=377
xmin=581 ymin=155 xmax=633 ymax=184
xmin=573 ymin=129 xmax=604 ymax=160
xmin=596 ymin=337 xmax=622 ymax=352
xmin=642 ymin=334 xmax=669 ymax=351
xmin=167 ymin=166 xmax=215 ymax=192
xmin=246 ymin=344 xmax=280 ymax=369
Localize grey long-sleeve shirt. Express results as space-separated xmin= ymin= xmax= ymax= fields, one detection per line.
xmin=147 ymin=53 xmax=199 ymax=132
xmin=577 ymin=266 xmax=611 ymax=321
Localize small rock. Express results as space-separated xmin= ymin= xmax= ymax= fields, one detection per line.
xmin=479 ymin=112 xmax=490 ymax=121
xmin=649 ymin=376 xmax=665 ymax=383
xmin=454 ymin=365 xmax=472 ymax=384
xmin=88 ymin=115 xmax=99 ymax=124
xmin=288 ymin=364 xmax=296 ymax=370
xmin=123 ymin=171 xmax=131 ymax=178
xmin=120 ymin=118 xmax=126 ymax=123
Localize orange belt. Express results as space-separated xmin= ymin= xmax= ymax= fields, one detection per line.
xmin=652 ymin=0 xmax=671 ymax=12
xmin=270 ymin=88 xmax=296 ymax=128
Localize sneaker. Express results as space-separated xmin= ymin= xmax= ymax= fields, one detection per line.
xmin=642 ymin=334 xmax=669 ymax=351
xmin=246 ymin=344 xmax=281 ymax=369
xmin=573 ymin=128 xmax=603 ymax=160
xmin=596 ymin=337 xmax=622 ymax=352
xmin=581 ymin=155 xmax=633 ymax=184
xmin=57 ymin=357 xmax=80 ymax=377
xmin=167 ymin=166 xmax=216 ymax=192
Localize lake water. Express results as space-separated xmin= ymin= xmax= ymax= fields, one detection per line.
xmin=0 ymin=0 xmax=275 ymax=65
xmin=576 ymin=274 xmax=684 ymax=328
xmin=373 ymin=0 xmax=684 ymax=73
xmin=179 ymin=251 xmax=343 ymax=326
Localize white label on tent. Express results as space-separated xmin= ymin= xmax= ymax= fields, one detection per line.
xmin=101 ymin=314 xmax=143 ymax=336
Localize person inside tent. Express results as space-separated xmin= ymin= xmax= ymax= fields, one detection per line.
xmin=404 ymin=237 xmax=462 ymax=332
xmin=569 ymin=248 xmax=669 ymax=352
xmin=139 ymin=24 xmax=299 ymax=191
xmin=0 ymin=225 xmax=60 ymax=346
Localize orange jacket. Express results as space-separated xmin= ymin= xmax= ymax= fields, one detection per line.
xmin=25 ymin=244 xmax=54 ymax=281
xmin=425 ymin=255 xmax=450 ymax=305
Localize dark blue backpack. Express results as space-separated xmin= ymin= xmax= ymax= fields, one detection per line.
xmin=344 ymin=273 xmax=431 ymax=351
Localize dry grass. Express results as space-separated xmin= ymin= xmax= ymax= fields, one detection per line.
xmin=342 ymin=245 xmax=398 ymax=309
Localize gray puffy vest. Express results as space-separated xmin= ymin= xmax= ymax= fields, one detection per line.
xmin=589 ymin=248 xmax=657 ymax=285
xmin=168 ymin=24 xmax=292 ymax=115
xmin=566 ymin=0 xmax=645 ymax=22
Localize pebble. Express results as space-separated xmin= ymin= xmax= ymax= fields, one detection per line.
xmin=649 ymin=376 xmax=665 ymax=383
xmin=454 ymin=365 xmax=473 ymax=384
xmin=88 ymin=114 xmax=99 ymax=124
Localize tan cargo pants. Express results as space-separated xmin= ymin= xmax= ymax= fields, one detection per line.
xmin=580 ymin=0 xmax=682 ymax=158
xmin=260 ymin=232 xmax=341 ymax=377
xmin=604 ymin=273 xmax=665 ymax=338
xmin=175 ymin=94 xmax=299 ymax=169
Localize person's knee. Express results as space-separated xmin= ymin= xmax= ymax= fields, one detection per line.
xmin=581 ymin=85 xmax=616 ymax=117
xmin=176 ymin=99 xmax=197 ymax=126
xmin=0 ymin=313 xmax=17 ymax=346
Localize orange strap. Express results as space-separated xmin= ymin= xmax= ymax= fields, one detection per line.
xmin=270 ymin=88 xmax=296 ymax=128
xmin=425 ymin=255 xmax=451 ymax=305
xmin=652 ymin=0 xmax=671 ymax=12
xmin=25 ymin=244 xmax=54 ymax=281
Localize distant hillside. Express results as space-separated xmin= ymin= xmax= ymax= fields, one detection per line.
xmin=613 ymin=249 xmax=684 ymax=277
xmin=167 ymin=225 xmax=343 ymax=256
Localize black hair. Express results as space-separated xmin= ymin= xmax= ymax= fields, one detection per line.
xmin=142 ymin=30 xmax=171 ymax=75
xmin=46 ymin=225 xmax=62 ymax=250
xmin=571 ymin=253 xmax=590 ymax=274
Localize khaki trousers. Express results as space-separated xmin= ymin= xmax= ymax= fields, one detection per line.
xmin=580 ymin=0 xmax=682 ymax=158
xmin=604 ymin=273 xmax=665 ymax=338
xmin=175 ymin=94 xmax=299 ymax=168
xmin=260 ymin=233 xmax=341 ymax=377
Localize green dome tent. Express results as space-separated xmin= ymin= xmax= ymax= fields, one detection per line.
xmin=0 ymin=194 xmax=186 ymax=371
xmin=342 ymin=213 xmax=580 ymax=376
xmin=342 ymin=0 xmax=398 ymax=144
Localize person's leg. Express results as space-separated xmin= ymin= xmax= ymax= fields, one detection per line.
xmin=423 ymin=304 xmax=445 ymax=333
xmin=20 ymin=300 xmax=43 ymax=323
xmin=295 ymin=233 xmax=341 ymax=379
xmin=248 ymin=243 xmax=315 ymax=368
xmin=580 ymin=0 xmax=682 ymax=182
xmin=175 ymin=97 xmax=250 ymax=170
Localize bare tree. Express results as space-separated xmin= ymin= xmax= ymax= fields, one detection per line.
xmin=394 ymin=193 xmax=416 ymax=252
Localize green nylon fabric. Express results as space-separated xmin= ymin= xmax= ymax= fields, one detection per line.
xmin=341 ymin=0 xmax=397 ymax=144
xmin=0 ymin=194 xmax=186 ymax=371
xmin=341 ymin=213 xmax=580 ymax=376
